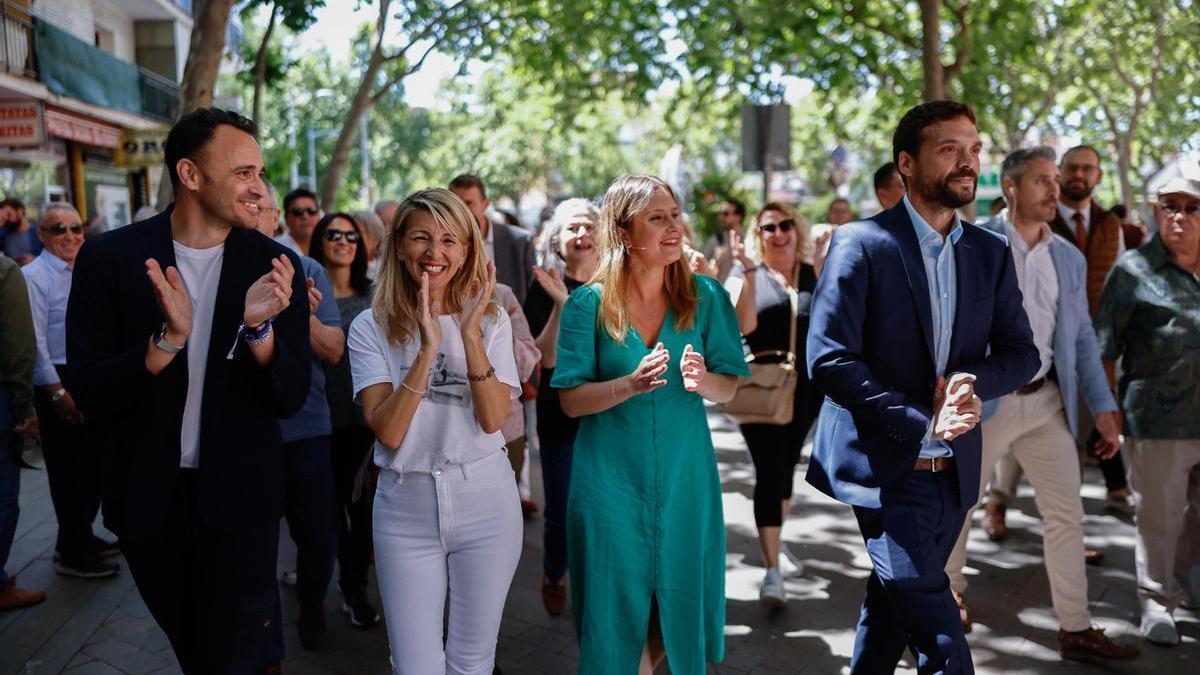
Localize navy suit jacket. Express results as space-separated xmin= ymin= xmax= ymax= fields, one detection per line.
xmin=805 ymin=202 xmax=1039 ymax=509
xmin=65 ymin=208 xmax=310 ymax=539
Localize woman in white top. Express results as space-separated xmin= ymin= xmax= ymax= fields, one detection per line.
xmin=348 ymin=188 xmax=521 ymax=675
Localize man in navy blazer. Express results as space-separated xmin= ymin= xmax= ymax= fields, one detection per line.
xmin=67 ymin=109 xmax=310 ymax=673
xmin=806 ymin=101 xmax=1039 ymax=674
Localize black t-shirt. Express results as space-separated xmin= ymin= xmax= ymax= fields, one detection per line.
xmin=524 ymin=274 xmax=586 ymax=444
xmin=732 ymin=263 xmax=821 ymax=425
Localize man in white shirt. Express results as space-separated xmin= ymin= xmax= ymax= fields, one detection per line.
xmin=67 ymin=108 xmax=310 ymax=673
xmin=951 ymin=147 xmax=1139 ymax=662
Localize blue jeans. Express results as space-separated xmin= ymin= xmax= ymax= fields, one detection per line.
xmin=271 ymin=435 xmax=338 ymax=660
xmin=539 ymin=440 xmax=574 ymax=583
xmin=851 ymin=470 xmax=973 ymax=675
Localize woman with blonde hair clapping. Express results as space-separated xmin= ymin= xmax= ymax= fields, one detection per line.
xmin=553 ymin=175 xmax=749 ymax=674
xmin=348 ymin=188 xmax=521 ymax=674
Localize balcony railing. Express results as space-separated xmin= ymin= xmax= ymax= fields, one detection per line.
xmin=33 ymin=17 xmax=179 ymax=122
xmin=1 ymin=1 xmax=36 ymax=79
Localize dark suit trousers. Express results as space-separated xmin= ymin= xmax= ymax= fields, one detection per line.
xmin=851 ymin=471 xmax=974 ymax=675
xmin=122 ymin=470 xmax=281 ymax=674
xmin=33 ymin=365 xmax=102 ymax=566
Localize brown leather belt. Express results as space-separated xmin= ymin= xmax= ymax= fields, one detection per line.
xmin=1017 ymin=366 xmax=1057 ymax=396
xmin=913 ymin=456 xmax=955 ymax=472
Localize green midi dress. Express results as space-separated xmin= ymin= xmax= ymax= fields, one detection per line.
xmin=551 ymin=275 xmax=750 ymax=674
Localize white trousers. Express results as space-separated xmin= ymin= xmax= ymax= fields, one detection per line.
xmin=946 ymin=382 xmax=1092 ymax=631
xmin=373 ymin=451 xmax=523 ymax=675
xmin=1125 ymin=437 xmax=1200 ymax=613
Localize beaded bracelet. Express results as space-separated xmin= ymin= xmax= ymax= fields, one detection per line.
xmin=467 ymin=365 xmax=495 ymax=382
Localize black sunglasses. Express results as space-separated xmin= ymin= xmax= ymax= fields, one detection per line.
xmin=758 ymin=219 xmax=795 ymax=234
xmin=41 ymin=223 xmax=85 ymax=235
xmin=289 ymin=207 xmax=320 ymax=217
xmin=324 ymin=229 xmax=360 ymax=243
xmin=1161 ymin=201 xmax=1200 ymax=216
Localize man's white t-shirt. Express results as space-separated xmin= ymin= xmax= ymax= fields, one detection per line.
xmin=173 ymin=241 xmax=225 ymax=469
xmin=347 ymin=306 xmax=520 ymax=473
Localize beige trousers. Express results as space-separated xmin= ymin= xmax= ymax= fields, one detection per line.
xmin=945 ymin=382 xmax=1092 ymax=631
xmin=1124 ymin=437 xmax=1200 ymax=613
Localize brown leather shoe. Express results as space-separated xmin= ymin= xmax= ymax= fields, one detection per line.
xmin=0 ymin=581 xmax=46 ymax=611
xmin=1058 ymin=627 xmax=1140 ymax=661
xmin=953 ymin=590 xmax=971 ymax=634
xmin=542 ymin=576 xmax=567 ymax=617
xmin=983 ymin=501 xmax=1008 ymax=542
xmin=1084 ymin=547 xmax=1105 ymax=566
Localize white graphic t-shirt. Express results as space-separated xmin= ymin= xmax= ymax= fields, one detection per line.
xmin=348 ymin=305 xmax=519 ymax=472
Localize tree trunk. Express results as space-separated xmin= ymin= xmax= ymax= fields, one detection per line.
xmin=319 ymin=51 xmax=383 ymax=209
xmin=918 ymin=0 xmax=945 ymax=101
xmin=157 ymin=0 xmax=237 ymax=208
xmin=251 ymin=2 xmax=280 ymax=126
xmin=1113 ymin=134 xmax=1136 ymax=216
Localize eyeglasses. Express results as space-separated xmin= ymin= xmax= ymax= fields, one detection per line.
xmin=324 ymin=229 xmax=360 ymax=243
xmin=1160 ymin=201 xmax=1200 ymax=216
xmin=289 ymin=207 xmax=320 ymax=217
xmin=758 ymin=219 xmax=795 ymax=234
xmin=41 ymin=223 xmax=85 ymax=235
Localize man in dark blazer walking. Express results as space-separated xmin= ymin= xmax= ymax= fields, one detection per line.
xmin=806 ymin=100 xmax=1039 ymax=674
xmin=449 ymin=174 xmax=535 ymax=303
xmin=66 ymin=108 xmax=310 ymax=673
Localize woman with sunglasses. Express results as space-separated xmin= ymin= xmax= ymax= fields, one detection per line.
xmin=23 ymin=203 xmax=120 ymax=578
xmin=307 ymin=213 xmax=382 ymax=629
xmin=348 ymin=189 xmax=521 ymax=673
xmin=521 ymin=198 xmax=600 ymax=616
xmin=553 ymin=175 xmax=748 ymax=674
xmin=728 ymin=202 xmax=821 ymax=607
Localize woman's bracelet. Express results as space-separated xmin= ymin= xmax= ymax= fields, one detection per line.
xmin=400 ymin=380 xmax=427 ymax=396
xmin=467 ymin=365 xmax=495 ymax=382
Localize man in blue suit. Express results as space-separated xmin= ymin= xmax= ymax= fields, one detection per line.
xmin=806 ymin=100 xmax=1040 ymax=674
xmin=945 ymin=147 xmax=1139 ymax=662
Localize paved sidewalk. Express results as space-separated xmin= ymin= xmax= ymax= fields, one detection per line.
xmin=1 ymin=407 xmax=1195 ymax=674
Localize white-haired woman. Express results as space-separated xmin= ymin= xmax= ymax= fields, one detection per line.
xmin=728 ymin=201 xmax=822 ymax=606
xmin=553 ymin=176 xmax=749 ymax=674
xmin=522 ymin=198 xmax=600 ymax=616
xmin=348 ymin=188 xmax=521 ymax=674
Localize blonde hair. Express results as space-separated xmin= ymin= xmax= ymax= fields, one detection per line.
xmin=591 ymin=175 xmax=697 ymax=343
xmin=372 ymin=188 xmax=494 ymax=345
xmin=745 ymin=201 xmax=809 ymax=264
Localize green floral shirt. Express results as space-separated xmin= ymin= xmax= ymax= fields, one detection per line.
xmin=1094 ymin=235 xmax=1200 ymax=439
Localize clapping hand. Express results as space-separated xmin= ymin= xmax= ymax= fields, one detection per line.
xmin=932 ymin=372 xmax=981 ymax=441
xmin=416 ymin=271 xmax=442 ymax=353
xmin=244 ymin=255 xmax=294 ymax=327
xmin=306 ymin=277 xmax=322 ymax=314
xmin=729 ymin=230 xmax=754 ymax=269
xmin=145 ymin=258 xmax=192 ymax=342
xmin=628 ymin=342 xmax=670 ymax=394
xmin=460 ymin=260 xmax=497 ymax=339
xmin=680 ymin=343 xmax=707 ymax=392
xmin=533 ymin=266 xmax=570 ymax=305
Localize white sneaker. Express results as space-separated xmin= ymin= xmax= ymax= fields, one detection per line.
xmin=281 ymin=569 xmax=298 ymax=587
xmin=1140 ymin=608 xmax=1179 ymax=646
xmin=760 ymin=568 xmax=785 ymax=607
xmin=779 ymin=543 xmax=805 ymax=578
xmin=1179 ymin=564 xmax=1200 ymax=611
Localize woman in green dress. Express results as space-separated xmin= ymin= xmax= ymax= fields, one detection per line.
xmin=553 ymin=175 xmax=750 ymax=674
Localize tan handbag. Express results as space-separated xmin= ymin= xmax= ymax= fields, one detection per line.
xmin=718 ymin=268 xmax=799 ymax=425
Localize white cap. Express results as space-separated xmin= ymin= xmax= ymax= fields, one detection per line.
xmin=1157 ymin=176 xmax=1200 ymax=200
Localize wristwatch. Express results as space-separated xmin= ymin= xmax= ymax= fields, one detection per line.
xmin=154 ymin=323 xmax=186 ymax=354
xmin=50 ymin=388 xmax=67 ymax=403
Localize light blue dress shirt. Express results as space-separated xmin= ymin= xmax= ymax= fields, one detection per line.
xmin=903 ymin=195 xmax=963 ymax=459
xmin=23 ymin=250 xmax=73 ymax=386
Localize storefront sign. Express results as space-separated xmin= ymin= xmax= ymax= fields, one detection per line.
xmin=45 ymin=109 xmax=121 ymax=148
xmin=118 ymin=127 xmax=169 ymax=167
xmin=0 ymin=101 xmax=45 ymax=147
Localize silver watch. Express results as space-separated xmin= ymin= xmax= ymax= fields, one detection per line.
xmin=154 ymin=323 xmax=186 ymax=354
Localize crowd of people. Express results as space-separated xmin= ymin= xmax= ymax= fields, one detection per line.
xmin=0 ymin=98 xmax=1196 ymax=675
